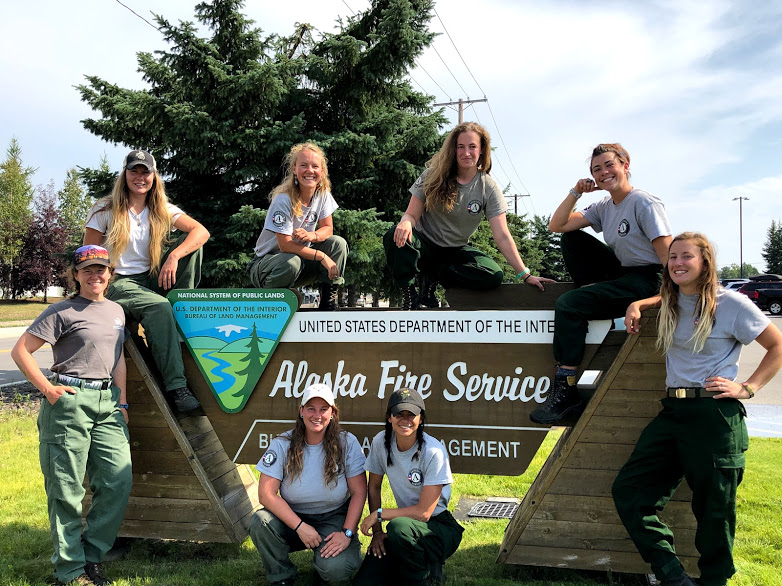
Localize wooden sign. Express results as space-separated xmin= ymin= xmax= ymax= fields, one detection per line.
xmin=174 ymin=291 xmax=612 ymax=476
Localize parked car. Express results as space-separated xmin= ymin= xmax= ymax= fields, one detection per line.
xmin=754 ymin=288 xmax=782 ymax=315
xmin=724 ymin=279 xmax=749 ymax=291
xmin=737 ymin=280 xmax=782 ymax=301
xmin=748 ymin=274 xmax=782 ymax=281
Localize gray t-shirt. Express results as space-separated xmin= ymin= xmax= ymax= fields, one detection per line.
xmin=257 ymin=430 xmax=366 ymax=515
xmin=253 ymin=191 xmax=339 ymax=257
xmin=411 ymin=170 xmax=507 ymax=248
xmin=365 ymin=431 xmax=453 ymax=517
xmin=581 ymin=188 xmax=671 ymax=267
xmin=665 ymin=289 xmax=770 ymax=388
xmin=27 ymin=296 xmax=126 ymax=379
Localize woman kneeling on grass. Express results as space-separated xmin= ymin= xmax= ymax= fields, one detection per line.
xmin=614 ymin=232 xmax=782 ymax=586
xmin=11 ymin=246 xmax=132 ymax=586
xmin=354 ymin=388 xmax=464 ymax=586
xmin=250 ymin=384 xmax=366 ymax=585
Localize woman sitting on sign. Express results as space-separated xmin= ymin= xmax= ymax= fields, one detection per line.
xmin=384 ymin=122 xmax=551 ymax=310
xmin=530 ymin=143 xmax=672 ymax=425
xmin=354 ymin=388 xmax=464 ymax=586
xmin=249 ymin=384 xmax=366 ymax=586
xmin=613 ymin=232 xmax=782 ymax=586
xmin=11 ymin=245 xmax=132 ymax=586
xmin=248 ymin=142 xmax=348 ymax=311
xmin=84 ymin=149 xmax=209 ymax=414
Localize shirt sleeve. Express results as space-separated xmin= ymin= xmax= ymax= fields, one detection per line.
xmin=85 ymin=202 xmax=110 ymax=234
xmin=27 ymin=305 xmax=65 ymax=345
xmin=343 ymin=432 xmax=367 ymax=478
xmin=635 ymin=195 xmax=672 ymax=242
xmin=730 ymin=292 xmax=771 ymax=345
xmin=483 ymin=174 xmax=508 ymax=219
xmin=365 ymin=432 xmax=387 ymax=476
xmin=581 ymin=200 xmax=603 ymax=233
xmin=410 ymin=171 xmax=426 ymax=202
xmin=422 ymin=439 xmax=453 ymax=486
xmin=256 ymin=435 xmax=288 ymax=481
xmin=167 ymin=203 xmax=185 ymax=229
xmin=263 ymin=194 xmax=295 ymax=236
xmin=318 ymin=192 xmax=339 ymax=220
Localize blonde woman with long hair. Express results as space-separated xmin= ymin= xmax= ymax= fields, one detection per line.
xmin=614 ymin=232 xmax=782 ymax=586
xmin=85 ymin=150 xmax=210 ymax=413
xmin=250 ymin=384 xmax=366 ymax=585
xmin=385 ymin=122 xmax=551 ymax=310
xmin=248 ymin=142 xmax=348 ymax=311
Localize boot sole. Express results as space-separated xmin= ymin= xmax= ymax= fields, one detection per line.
xmin=529 ymin=402 xmax=584 ymax=425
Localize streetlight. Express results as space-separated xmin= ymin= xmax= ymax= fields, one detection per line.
xmin=733 ymin=196 xmax=749 ymax=278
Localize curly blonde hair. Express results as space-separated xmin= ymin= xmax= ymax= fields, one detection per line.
xmin=87 ymin=162 xmax=173 ymax=276
xmin=422 ymin=122 xmax=492 ymax=213
xmin=269 ymin=142 xmax=331 ymax=218
xmin=657 ymin=232 xmax=719 ymax=354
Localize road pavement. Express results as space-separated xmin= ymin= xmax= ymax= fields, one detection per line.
xmin=1 ymin=318 xmax=780 ymax=436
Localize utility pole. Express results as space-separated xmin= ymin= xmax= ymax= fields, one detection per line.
xmin=505 ymin=193 xmax=530 ymax=215
xmin=733 ymin=196 xmax=749 ymax=278
xmin=433 ymin=98 xmax=488 ymax=123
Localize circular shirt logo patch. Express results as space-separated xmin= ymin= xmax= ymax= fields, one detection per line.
xmin=467 ymin=200 xmax=482 ymax=215
xmin=261 ymin=450 xmax=277 ymax=467
xmin=408 ymin=468 xmax=423 ymax=486
xmin=617 ymin=219 xmax=630 ymax=237
xmin=272 ymin=212 xmax=288 ymax=228
xmin=304 ymin=212 xmax=317 ymax=224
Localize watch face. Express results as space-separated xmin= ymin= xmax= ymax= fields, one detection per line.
xmin=344 ymin=529 xmax=353 ymax=538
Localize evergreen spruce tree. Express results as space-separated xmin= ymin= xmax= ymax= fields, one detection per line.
xmin=762 ymin=220 xmax=782 ymax=274
xmin=58 ymin=169 xmax=92 ymax=249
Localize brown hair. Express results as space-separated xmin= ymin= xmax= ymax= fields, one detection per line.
xmin=67 ymin=264 xmax=115 ymax=299
xmin=657 ymin=232 xmax=719 ymax=353
xmin=422 ymin=122 xmax=492 ymax=213
xmin=284 ymin=402 xmax=345 ymax=486
xmin=590 ymin=143 xmax=631 ymax=179
xmin=269 ymin=142 xmax=332 ymax=218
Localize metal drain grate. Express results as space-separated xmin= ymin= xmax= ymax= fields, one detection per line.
xmin=467 ymin=501 xmax=519 ymax=519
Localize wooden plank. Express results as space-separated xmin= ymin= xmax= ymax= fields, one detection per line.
xmin=446 ymin=282 xmax=576 ymax=310
xmin=563 ymin=443 xmax=634 ymax=471
xmin=610 ymin=363 xmax=667 ymax=390
xmin=578 ymin=417 xmax=650 ymax=445
xmin=127 ymin=473 xmax=206 ymax=500
xmin=117 ymin=519 xmax=234 ymax=543
xmin=517 ymin=518 xmax=698 ymax=557
xmin=128 ymin=427 xmax=181 ymax=452
xmin=593 ymin=398 xmax=664 ymax=419
xmin=624 ymin=336 xmax=665 ymax=364
xmin=130 ymin=450 xmax=196 ymax=475
xmin=206 ymin=458 xmax=239 ymax=483
xmin=503 ymin=544 xmax=699 ymax=576
xmin=549 ymin=468 xmax=692 ymax=501
xmin=536 ymin=494 xmax=696 ymax=528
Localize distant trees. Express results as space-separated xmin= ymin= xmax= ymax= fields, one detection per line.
xmin=762 ymin=220 xmax=782 ymax=275
xmin=718 ymin=263 xmax=761 ymax=280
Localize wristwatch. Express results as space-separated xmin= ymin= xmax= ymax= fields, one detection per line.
xmin=343 ymin=528 xmax=353 ymax=538
xmin=377 ymin=508 xmax=383 ymax=522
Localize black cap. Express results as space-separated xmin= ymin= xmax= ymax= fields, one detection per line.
xmin=386 ymin=388 xmax=425 ymax=416
xmin=125 ymin=150 xmax=156 ymax=171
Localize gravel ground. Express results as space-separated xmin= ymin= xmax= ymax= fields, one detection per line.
xmin=0 ymin=380 xmax=43 ymax=415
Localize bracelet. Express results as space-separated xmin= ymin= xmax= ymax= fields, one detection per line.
xmin=119 ymin=403 xmax=129 ymax=410
xmin=523 ymin=273 xmax=532 ymax=282
xmin=741 ymin=383 xmax=755 ymax=399
xmin=294 ymin=519 xmax=303 ymax=531
xmin=569 ymin=188 xmax=583 ymax=200
xmin=377 ymin=508 xmax=383 ymax=522
xmin=313 ymin=232 xmax=318 ymax=243
xmin=516 ymin=268 xmax=530 ymax=281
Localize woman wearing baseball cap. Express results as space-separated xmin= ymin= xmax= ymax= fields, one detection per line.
xmin=84 ymin=149 xmax=210 ymax=413
xmin=11 ymin=245 xmax=132 ymax=585
xmin=354 ymin=388 xmax=463 ymax=585
xmin=249 ymin=384 xmax=367 ymax=585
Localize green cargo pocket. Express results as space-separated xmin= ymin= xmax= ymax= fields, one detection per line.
xmin=38 ymin=432 xmax=70 ymax=492
xmin=709 ymin=453 xmax=745 ymax=519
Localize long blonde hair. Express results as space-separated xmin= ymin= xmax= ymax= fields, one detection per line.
xmin=284 ymin=402 xmax=344 ymax=486
xmin=269 ymin=142 xmax=331 ymax=218
xmin=422 ymin=122 xmax=492 ymax=213
xmin=88 ymin=167 xmax=173 ymax=276
xmin=657 ymin=232 xmax=719 ymax=353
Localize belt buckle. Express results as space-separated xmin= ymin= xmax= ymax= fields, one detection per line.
xmin=675 ymin=388 xmax=687 ymax=399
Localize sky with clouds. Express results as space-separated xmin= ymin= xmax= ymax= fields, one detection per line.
xmin=2 ymin=0 xmax=780 ymax=272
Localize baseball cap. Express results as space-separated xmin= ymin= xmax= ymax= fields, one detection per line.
xmin=387 ymin=387 xmax=425 ymax=416
xmin=73 ymin=245 xmax=112 ymax=270
xmin=301 ymin=383 xmax=335 ymax=407
xmin=125 ymin=149 xmax=156 ymax=171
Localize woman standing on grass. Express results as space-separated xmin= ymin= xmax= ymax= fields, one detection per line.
xmin=385 ymin=122 xmax=550 ymax=310
xmin=614 ymin=232 xmax=782 ymax=586
xmin=11 ymin=245 xmax=131 ymax=586
xmin=354 ymin=388 xmax=463 ymax=586
xmin=85 ymin=149 xmax=209 ymax=414
xmin=249 ymin=384 xmax=366 ymax=585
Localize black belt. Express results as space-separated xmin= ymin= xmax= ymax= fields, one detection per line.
xmin=54 ymin=374 xmax=112 ymax=390
xmin=666 ymin=387 xmax=709 ymax=399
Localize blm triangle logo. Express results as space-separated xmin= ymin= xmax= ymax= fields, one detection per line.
xmin=168 ymin=289 xmax=298 ymax=413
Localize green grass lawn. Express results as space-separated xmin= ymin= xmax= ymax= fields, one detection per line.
xmin=1 ymin=411 xmax=781 ymax=585
xmin=0 ymin=299 xmax=63 ymax=324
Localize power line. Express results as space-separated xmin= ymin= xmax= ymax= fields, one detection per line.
xmin=429 ymin=46 xmax=470 ymax=97
xmin=114 ymin=0 xmax=159 ymax=31
xmin=433 ymin=8 xmax=486 ymax=97
xmin=485 ymin=99 xmax=532 ymax=209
